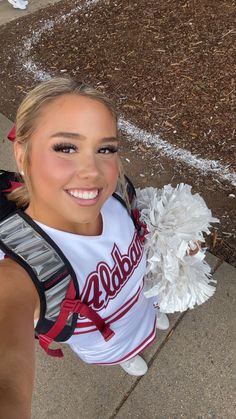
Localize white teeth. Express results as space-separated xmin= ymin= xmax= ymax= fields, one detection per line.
xmin=68 ymin=189 xmax=99 ymax=200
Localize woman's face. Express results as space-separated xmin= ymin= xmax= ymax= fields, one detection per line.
xmin=15 ymin=94 xmax=119 ymax=235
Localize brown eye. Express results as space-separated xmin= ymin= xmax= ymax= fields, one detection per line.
xmin=53 ymin=143 xmax=77 ymax=153
xmin=98 ymin=146 xmax=118 ymax=154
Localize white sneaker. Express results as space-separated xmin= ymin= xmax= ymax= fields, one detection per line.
xmin=156 ymin=312 xmax=170 ymax=330
xmin=120 ymin=355 xmax=148 ymax=376
xmin=8 ymin=0 xmax=26 ymax=9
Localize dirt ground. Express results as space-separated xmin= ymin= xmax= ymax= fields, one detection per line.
xmin=0 ymin=0 xmax=235 ymax=264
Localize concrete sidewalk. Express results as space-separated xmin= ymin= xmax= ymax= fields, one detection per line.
xmin=30 ymin=254 xmax=235 ymax=419
xmin=0 ymin=3 xmax=235 ymax=418
xmin=0 ymin=0 xmax=61 ymax=26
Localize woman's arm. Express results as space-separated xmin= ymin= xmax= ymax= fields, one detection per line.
xmin=0 ymin=259 xmax=39 ymax=419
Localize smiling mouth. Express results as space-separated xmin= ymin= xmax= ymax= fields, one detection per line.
xmin=66 ymin=188 xmax=100 ymax=201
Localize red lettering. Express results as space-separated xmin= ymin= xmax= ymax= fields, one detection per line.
xmin=130 ymin=239 xmax=141 ymax=266
xmin=112 ymin=247 xmax=131 ymax=279
xmin=111 ymin=265 xmax=123 ymax=291
xmin=99 ymin=263 xmax=111 ymax=295
xmin=81 ymin=233 xmax=144 ymax=311
xmin=82 ymin=274 xmax=104 ymax=310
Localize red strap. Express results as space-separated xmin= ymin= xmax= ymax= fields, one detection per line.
xmin=38 ymin=335 xmax=63 ymax=358
xmin=39 ymin=280 xmax=114 ymax=357
xmin=61 ymin=299 xmax=115 ymax=342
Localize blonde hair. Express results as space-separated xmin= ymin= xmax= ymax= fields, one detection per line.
xmin=8 ymin=77 xmax=131 ymax=211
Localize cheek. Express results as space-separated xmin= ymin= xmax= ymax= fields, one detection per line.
xmin=30 ymin=151 xmax=75 ymax=186
xmin=104 ymin=159 xmax=119 ymax=186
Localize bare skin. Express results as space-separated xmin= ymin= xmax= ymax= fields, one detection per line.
xmin=188 ymin=240 xmax=203 ymax=256
xmin=0 ymin=258 xmax=39 ymax=418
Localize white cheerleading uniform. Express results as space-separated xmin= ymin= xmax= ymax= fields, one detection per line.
xmin=0 ymin=197 xmax=156 ymax=364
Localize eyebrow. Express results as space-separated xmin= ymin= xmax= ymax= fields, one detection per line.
xmin=50 ymin=132 xmax=119 ymax=142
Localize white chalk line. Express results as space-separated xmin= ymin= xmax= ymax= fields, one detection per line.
xmin=119 ymin=119 xmax=236 ymax=186
xmin=17 ymin=0 xmax=236 ymax=187
xmin=20 ymin=0 xmax=100 ymax=81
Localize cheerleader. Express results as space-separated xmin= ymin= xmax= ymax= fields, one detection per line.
xmin=0 ymin=77 xmax=217 ymax=418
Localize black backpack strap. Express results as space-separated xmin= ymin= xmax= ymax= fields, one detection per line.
xmin=0 ymin=210 xmax=114 ymax=357
xmin=113 ymin=175 xmax=136 ymax=217
xmin=113 ymin=176 xmax=148 ymax=242
xmin=112 ymin=175 xmax=136 ymax=205
xmin=0 ymin=170 xmax=21 ymax=219
xmin=0 ymin=173 xmax=139 ymax=356
xmin=0 ymin=169 xmax=19 ymax=188
xmin=0 ymin=210 xmax=79 ymax=338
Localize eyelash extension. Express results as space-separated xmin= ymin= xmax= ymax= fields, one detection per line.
xmin=99 ymin=145 xmax=119 ymax=154
xmin=52 ymin=143 xmax=77 ymax=153
xmin=52 ymin=143 xmax=118 ymax=154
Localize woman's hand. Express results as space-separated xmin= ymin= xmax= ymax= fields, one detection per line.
xmin=187 ymin=241 xmax=203 ymax=256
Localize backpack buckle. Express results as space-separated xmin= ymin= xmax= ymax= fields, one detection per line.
xmin=61 ymin=298 xmax=82 ymax=313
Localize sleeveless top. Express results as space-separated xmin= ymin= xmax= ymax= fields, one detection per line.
xmin=0 ymin=197 xmax=156 ymax=364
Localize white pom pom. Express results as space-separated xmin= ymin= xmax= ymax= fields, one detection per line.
xmin=136 ymin=184 xmax=219 ymax=313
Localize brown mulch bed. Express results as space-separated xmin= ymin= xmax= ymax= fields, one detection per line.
xmin=0 ymin=0 xmax=235 ymax=265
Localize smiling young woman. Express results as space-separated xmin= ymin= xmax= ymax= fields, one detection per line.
xmin=15 ymin=93 xmax=120 ymax=235
xmin=0 ymin=78 xmax=169 ymax=418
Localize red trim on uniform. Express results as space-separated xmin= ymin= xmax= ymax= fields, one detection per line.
xmin=73 ymin=285 xmax=140 ymax=334
xmin=107 ymin=290 xmax=140 ymax=324
xmin=105 ymin=283 xmax=143 ymax=323
xmin=74 ymin=288 xmax=140 ymax=334
xmin=73 ymin=327 xmax=97 ymax=334
xmin=95 ymin=318 xmax=157 ymax=365
xmin=75 ymin=284 xmax=142 ymax=331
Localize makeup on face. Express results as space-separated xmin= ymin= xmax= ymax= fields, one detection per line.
xmin=23 ymin=94 xmax=119 ymax=234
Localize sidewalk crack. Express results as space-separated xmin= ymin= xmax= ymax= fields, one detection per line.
xmin=110 ymin=312 xmax=187 ymax=418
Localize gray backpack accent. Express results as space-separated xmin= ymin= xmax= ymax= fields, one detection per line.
xmin=0 ymin=211 xmax=77 ymax=332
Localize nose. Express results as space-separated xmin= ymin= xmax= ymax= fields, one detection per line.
xmin=75 ymin=152 xmax=100 ymax=179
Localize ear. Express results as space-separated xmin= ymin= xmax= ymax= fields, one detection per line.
xmin=14 ymin=141 xmax=25 ymax=173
